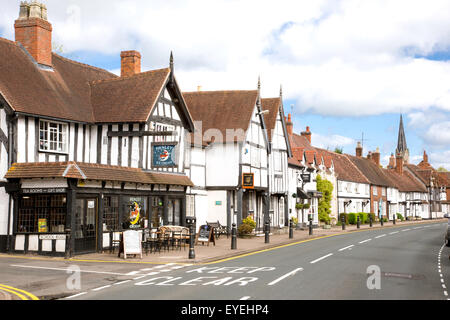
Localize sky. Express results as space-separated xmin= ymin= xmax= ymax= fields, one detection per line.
xmin=1 ymin=0 xmax=450 ymax=169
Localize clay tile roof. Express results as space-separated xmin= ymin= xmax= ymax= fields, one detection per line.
xmin=304 ymin=150 xmax=316 ymax=164
xmin=0 ymin=38 xmax=117 ymax=122
xmin=347 ymin=155 xmax=392 ymax=187
xmin=261 ymin=97 xmax=280 ymax=141
xmin=183 ymin=90 xmax=258 ymax=144
xmin=382 ymin=168 xmax=427 ymax=192
xmin=91 ymin=68 xmax=170 ymax=123
xmin=5 ymin=162 xmax=193 ymax=186
xmin=316 ymin=148 xmax=369 ymax=184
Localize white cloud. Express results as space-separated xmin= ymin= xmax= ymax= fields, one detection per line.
xmin=429 ymin=150 xmax=450 ymax=170
xmin=2 ymin=1 xmax=450 ymax=116
xmin=423 ymin=121 xmax=450 ymax=147
xmin=311 ymin=132 xmax=355 ymax=151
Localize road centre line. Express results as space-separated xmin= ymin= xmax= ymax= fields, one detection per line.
xmin=359 ymin=239 xmax=372 ymax=244
xmin=338 ymin=245 xmax=354 ymax=251
xmin=402 ymin=229 xmax=411 ymax=232
xmin=375 ymin=234 xmax=386 ymax=239
xmin=389 ymin=231 xmax=399 ymax=234
xmin=310 ymin=254 xmax=333 ymax=264
xmin=65 ymin=292 xmax=87 ymax=299
xmin=267 ymin=267 xmax=303 ymax=286
xmin=92 ymin=285 xmax=111 ymax=291
xmin=113 ymin=280 xmax=131 ymax=286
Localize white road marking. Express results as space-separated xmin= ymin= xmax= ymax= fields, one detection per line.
xmin=268 ymin=267 xmax=304 ymax=285
xmin=11 ymin=264 xmax=127 ymax=276
xmin=92 ymin=285 xmax=111 ymax=292
xmin=338 ymin=245 xmax=354 ymax=252
xmin=240 ymin=296 xmax=251 ymax=300
xmin=401 ymin=229 xmax=410 ymax=232
xmin=65 ymin=292 xmax=87 ymax=299
xmin=389 ymin=231 xmax=399 ymax=235
xmin=310 ymin=253 xmax=333 ymax=264
xmin=359 ymin=239 xmax=372 ymax=244
xmin=375 ymin=234 xmax=386 ymax=239
xmin=113 ymin=280 xmax=131 ymax=286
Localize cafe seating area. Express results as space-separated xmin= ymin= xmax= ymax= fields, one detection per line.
xmin=142 ymin=225 xmax=191 ymax=255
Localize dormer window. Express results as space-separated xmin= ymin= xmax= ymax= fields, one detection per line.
xmin=39 ymin=120 xmax=68 ymax=154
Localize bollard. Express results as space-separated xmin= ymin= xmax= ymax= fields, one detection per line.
xmin=341 ymin=215 xmax=346 ymax=230
xmin=231 ymin=223 xmax=237 ymax=250
xmin=393 ymin=215 xmax=396 ymax=225
xmin=265 ymin=221 xmax=270 ymax=243
xmin=309 ymin=219 xmax=313 ymax=235
xmin=289 ymin=219 xmax=293 ymax=239
xmin=369 ymin=215 xmax=373 ymax=228
xmin=64 ymin=228 xmax=71 ymax=259
xmin=380 ymin=216 xmax=384 ymax=226
xmin=188 ymin=223 xmax=195 ymax=259
xmin=357 ymin=215 xmax=360 ymax=229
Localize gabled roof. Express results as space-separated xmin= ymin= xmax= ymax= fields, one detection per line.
xmin=5 ymin=162 xmax=194 ymax=186
xmin=347 ymin=155 xmax=393 ymax=187
xmin=382 ymin=168 xmax=427 ymax=193
xmin=316 ymin=148 xmax=369 ymax=184
xmin=182 ymin=90 xmax=259 ymax=145
xmin=0 ymin=38 xmax=116 ymax=122
xmin=0 ymin=36 xmax=194 ymax=131
xmin=261 ymin=98 xmax=280 ymax=142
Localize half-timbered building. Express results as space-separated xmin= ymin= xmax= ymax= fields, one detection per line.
xmin=0 ymin=3 xmax=195 ymax=255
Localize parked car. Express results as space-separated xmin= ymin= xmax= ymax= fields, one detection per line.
xmin=445 ymin=214 xmax=450 ymax=247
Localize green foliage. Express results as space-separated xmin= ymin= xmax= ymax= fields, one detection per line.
xmin=437 ymin=167 xmax=448 ymax=172
xmin=396 ymin=213 xmax=404 ymax=221
xmin=295 ymin=203 xmax=303 ymax=210
xmin=317 ymin=175 xmax=333 ymax=224
xmin=339 ymin=213 xmax=349 ymax=224
xmin=303 ymin=203 xmax=310 ymax=209
xmin=368 ymin=213 xmax=375 ymax=223
xmin=242 ymin=216 xmax=256 ymax=229
xmin=334 ymin=147 xmax=343 ymax=154
xmin=348 ymin=213 xmax=357 ymax=224
xmin=358 ymin=212 xmax=368 ymax=224
xmin=238 ymin=223 xmax=253 ymax=235
xmin=291 ymin=217 xmax=298 ymax=227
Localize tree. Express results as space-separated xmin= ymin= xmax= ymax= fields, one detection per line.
xmin=334 ymin=147 xmax=343 ymax=154
xmin=316 ymin=174 xmax=333 ymax=224
xmin=437 ymin=167 xmax=448 ymax=172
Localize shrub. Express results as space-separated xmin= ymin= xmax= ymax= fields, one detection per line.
xmin=383 ymin=218 xmax=388 ymax=222
xmin=368 ymin=213 xmax=376 ymax=223
xmin=358 ymin=212 xmax=368 ymax=224
xmin=291 ymin=217 xmax=298 ymax=227
xmin=348 ymin=213 xmax=357 ymax=225
xmin=242 ymin=216 xmax=256 ymax=229
xmin=303 ymin=203 xmax=311 ymax=209
xmin=396 ymin=213 xmax=404 ymax=221
xmin=295 ymin=203 xmax=303 ymax=210
xmin=238 ymin=223 xmax=253 ymax=236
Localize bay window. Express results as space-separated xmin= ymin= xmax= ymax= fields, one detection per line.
xmin=39 ymin=120 xmax=68 ymax=153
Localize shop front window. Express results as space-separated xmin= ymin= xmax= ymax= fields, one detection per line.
xmin=152 ymin=197 xmax=164 ymax=228
xmin=17 ymin=194 xmax=66 ymax=233
xmin=103 ymin=196 xmax=119 ymax=231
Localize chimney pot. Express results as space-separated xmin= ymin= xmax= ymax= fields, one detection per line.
xmin=356 ymin=141 xmax=362 ymax=157
xmin=300 ymin=125 xmax=312 ymax=144
xmin=286 ymin=113 xmax=293 ymax=136
xmin=372 ymin=147 xmax=380 ymax=166
xmin=29 ymin=1 xmax=42 ymax=19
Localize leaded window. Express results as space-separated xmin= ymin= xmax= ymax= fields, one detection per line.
xmin=39 ymin=120 xmax=68 ymax=153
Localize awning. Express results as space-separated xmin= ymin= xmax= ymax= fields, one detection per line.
xmin=296 ymin=188 xmax=310 ymax=199
xmin=5 ymin=162 xmax=194 ymax=187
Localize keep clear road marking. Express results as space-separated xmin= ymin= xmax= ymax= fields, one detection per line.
xmin=359 ymin=239 xmax=372 ymax=244
xmin=310 ymin=254 xmax=333 ymax=264
xmin=339 ymin=245 xmax=354 ymax=252
xmin=268 ymin=267 xmax=304 ymax=286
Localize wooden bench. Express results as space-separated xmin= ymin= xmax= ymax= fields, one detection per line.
xmin=206 ymin=221 xmax=228 ymax=239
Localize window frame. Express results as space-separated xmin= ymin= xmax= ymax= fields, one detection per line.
xmin=39 ymin=119 xmax=69 ymax=154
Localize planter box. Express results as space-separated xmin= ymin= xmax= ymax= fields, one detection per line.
xmin=322 ymin=225 xmax=331 ymax=229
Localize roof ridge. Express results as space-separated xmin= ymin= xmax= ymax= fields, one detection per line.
xmin=183 ymin=90 xmax=257 ymax=94
xmin=52 ymin=53 xmax=118 ymax=77
xmin=89 ymin=67 xmax=170 ymax=85
xmin=0 ymin=36 xmax=19 ymax=46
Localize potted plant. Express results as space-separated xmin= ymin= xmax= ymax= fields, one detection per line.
xmin=238 ymin=216 xmax=257 ymax=238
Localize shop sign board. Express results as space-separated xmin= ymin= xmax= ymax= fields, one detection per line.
xmin=38 ymin=219 xmax=48 ymax=233
xmin=195 ymin=225 xmax=215 ymax=246
xmin=122 ymin=230 xmax=143 ymax=259
xmin=152 ymin=143 xmax=178 ymax=167
xmin=23 ymin=188 xmax=66 ymax=194
xmin=242 ymin=173 xmax=254 ymax=189
xmin=300 ymin=174 xmax=311 ymax=183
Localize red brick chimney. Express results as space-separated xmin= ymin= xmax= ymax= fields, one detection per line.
xmin=356 ymin=142 xmax=363 ymax=157
xmin=121 ymin=50 xmax=141 ymax=77
xmin=423 ymin=150 xmax=428 ymax=163
xmin=286 ymin=113 xmax=293 ymax=136
xmin=388 ymin=153 xmax=395 ymax=169
xmin=395 ymin=153 xmax=403 ymax=175
xmin=14 ymin=1 xmax=52 ymax=67
xmin=372 ymin=147 xmax=380 ymax=166
xmin=301 ymin=126 xmax=311 ymax=144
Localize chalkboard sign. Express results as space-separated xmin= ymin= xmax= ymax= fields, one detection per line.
xmin=122 ymin=230 xmax=142 ymax=259
xmin=195 ymin=225 xmax=215 ymax=246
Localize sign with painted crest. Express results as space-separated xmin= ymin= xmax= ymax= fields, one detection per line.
xmin=152 ymin=143 xmax=178 ymax=167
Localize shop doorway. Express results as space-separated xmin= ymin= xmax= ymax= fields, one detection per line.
xmin=167 ymin=199 xmax=181 ymax=225
xmin=74 ymin=198 xmax=97 ymax=254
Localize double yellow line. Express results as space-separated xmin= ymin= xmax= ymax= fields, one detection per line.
xmin=0 ymin=284 xmax=39 ymax=300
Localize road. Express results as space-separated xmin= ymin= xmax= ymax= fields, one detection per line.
xmin=0 ymin=221 xmax=448 ymax=300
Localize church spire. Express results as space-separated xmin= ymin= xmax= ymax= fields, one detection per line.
xmin=395 ymin=114 xmax=409 ymax=163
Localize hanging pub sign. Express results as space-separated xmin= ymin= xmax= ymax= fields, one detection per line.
xmin=242 ymin=173 xmax=254 ymax=189
xmin=300 ymin=173 xmax=311 ymax=183
xmin=152 ymin=142 xmax=178 ymax=167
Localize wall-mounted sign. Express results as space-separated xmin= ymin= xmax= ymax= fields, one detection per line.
xmin=242 ymin=173 xmax=254 ymax=189
xmin=38 ymin=219 xmax=48 ymax=233
xmin=152 ymin=143 xmax=178 ymax=167
xmin=129 ymin=202 xmax=141 ymax=226
xmin=88 ymin=200 xmax=95 ymax=209
xmin=215 ymin=201 xmax=222 ymax=206
xmin=300 ymin=174 xmax=311 ymax=183
xmin=23 ymin=188 xmax=66 ymax=194
xmin=39 ymin=234 xmax=66 ymax=240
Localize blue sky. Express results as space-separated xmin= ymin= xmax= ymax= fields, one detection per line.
xmin=1 ymin=0 xmax=450 ymax=169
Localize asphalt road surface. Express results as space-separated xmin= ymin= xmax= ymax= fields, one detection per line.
xmin=59 ymin=221 xmax=449 ymax=300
